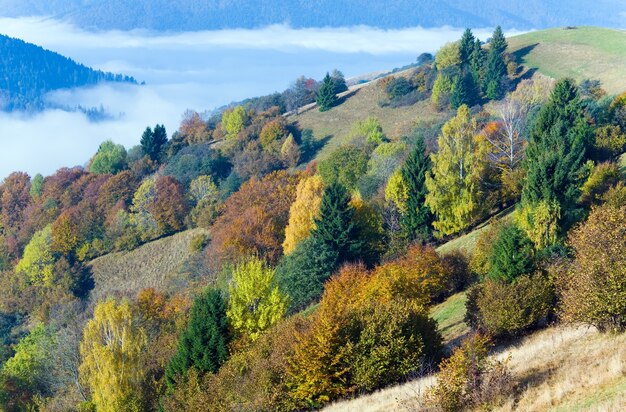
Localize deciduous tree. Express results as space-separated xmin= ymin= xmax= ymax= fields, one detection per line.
xmin=227 ymin=258 xmax=288 ymax=340
xmin=79 ymin=298 xmax=147 ymax=412
xmin=207 ymin=171 xmax=300 ymax=266
xmin=282 ymin=175 xmax=324 ymax=255
xmin=89 ymin=140 xmax=128 ymax=175
xmin=221 ymin=106 xmax=249 ymax=140
xmin=15 ymin=225 xmax=55 ymax=287
xmin=425 ymin=105 xmax=489 ymax=236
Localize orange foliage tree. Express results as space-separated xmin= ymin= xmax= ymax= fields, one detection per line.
xmin=287 ymin=262 xmax=443 ymax=406
xmin=557 ymin=203 xmax=626 ymax=332
xmin=207 ymin=171 xmax=301 ymax=266
xmin=152 ymin=176 xmax=189 ymax=235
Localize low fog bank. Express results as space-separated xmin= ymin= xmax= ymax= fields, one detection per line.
xmin=0 ymin=17 xmax=525 ymax=178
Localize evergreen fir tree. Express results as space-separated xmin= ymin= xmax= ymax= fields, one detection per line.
xmin=484 ymin=26 xmax=508 ymax=100
xmin=312 ymin=182 xmax=362 ymax=261
xmin=489 ymin=26 xmax=508 ymax=56
xmin=400 ymin=134 xmax=433 ymax=242
xmin=459 ymin=28 xmax=475 ymax=66
xmin=140 ymin=124 xmax=168 ymax=162
xmin=316 ymin=73 xmax=338 ymax=112
xmin=484 ymin=51 xmax=507 ymax=99
xmin=487 ymin=224 xmax=535 ymax=283
xmin=153 ymin=124 xmax=168 ymax=156
xmin=331 ymin=69 xmax=348 ymax=94
xmin=276 ymin=235 xmax=339 ymax=313
xmin=470 ymin=39 xmax=486 ymax=92
xmin=165 ymin=288 xmax=230 ymax=388
xmin=451 ymin=73 xmax=471 ymax=109
xmin=522 ymin=78 xmax=593 ymax=230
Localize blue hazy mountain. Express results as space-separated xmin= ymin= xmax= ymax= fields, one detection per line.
xmin=0 ymin=34 xmax=137 ymax=111
xmin=0 ymin=0 xmax=623 ymax=31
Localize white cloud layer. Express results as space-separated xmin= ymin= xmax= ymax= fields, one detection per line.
xmin=0 ymin=17 xmax=526 ymax=179
xmin=0 ymin=17 xmax=524 ymax=55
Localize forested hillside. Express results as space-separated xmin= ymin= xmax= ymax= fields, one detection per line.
xmin=0 ymin=34 xmax=136 ymax=111
xmin=0 ymin=0 xmax=623 ymax=31
xmin=0 ymin=25 xmax=624 ymax=412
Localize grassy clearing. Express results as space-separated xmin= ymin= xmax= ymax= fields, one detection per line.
xmin=508 ymin=27 xmax=626 ymax=94
xmin=289 ymin=70 xmax=448 ymax=162
xmin=435 ymin=223 xmax=491 ymax=256
xmin=436 ymin=209 xmax=514 ymax=256
xmin=430 ymin=292 xmax=469 ymax=347
xmin=88 ymin=228 xmax=209 ymax=301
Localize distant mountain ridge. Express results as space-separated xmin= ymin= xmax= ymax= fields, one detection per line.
xmin=0 ymin=33 xmax=137 ymax=111
xmin=0 ymin=0 xmax=624 ymax=31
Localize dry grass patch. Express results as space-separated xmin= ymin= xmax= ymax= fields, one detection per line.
xmin=88 ymin=228 xmax=209 ymax=300
xmin=323 ymin=325 xmax=626 ymax=412
xmin=323 ymin=374 xmax=437 ymax=412
xmin=493 ymin=326 xmax=626 ymax=411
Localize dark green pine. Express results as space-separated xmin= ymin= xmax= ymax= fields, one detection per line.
xmin=165 ymin=288 xmax=230 ymax=388
xmin=400 ymin=134 xmax=433 ymax=242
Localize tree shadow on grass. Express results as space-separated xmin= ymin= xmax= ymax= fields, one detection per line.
xmin=301 ymin=135 xmax=332 ymax=163
xmin=512 ymin=43 xmax=539 ymax=62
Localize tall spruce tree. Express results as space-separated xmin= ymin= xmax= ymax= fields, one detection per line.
xmin=451 ymin=72 xmax=476 ymax=109
xmin=331 ymin=69 xmax=348 ymax=94
xmin=459 ymin=28 xmax=475 ymax=66
xmin=316 ymin=73 xmax=338 ymax=112
xmin=484 ymin=26 xmax=508 ymax=100
xmin=470 ymin=39 xmax=486 ymax=92
xmin=400 ymin=135 xmax=433 ymax=241
xmin=487 ymin=224 xmax=535 ymax=283
xmin=165 ymin=288 xmax=230 ymax=388
xmin=276 ymin=235 xmax=339 ymax=313
xmin=521 ymin=78 xmax=592 ymax=228
xmin=489 ymin=26 xmax=507 ymax=55
xmin=312 ymin=182 xmax=362 ymax=262
xmin=140 ymin=124 xmax=168 ymax=162
xmin=276 ymin=182 xmax=362 ymax=312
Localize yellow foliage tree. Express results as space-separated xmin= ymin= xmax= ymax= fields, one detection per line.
xmin=282 ymin=175 xmax=324 ymax=255
xmin=15 ymin=225 xmax=55 ymax=287
xmin=435 ymin=42 xmax=461 ymax=70
xmin=425 ymin=105 xmax=489 ymax=236
xmin=515 ymin=200 xmax=561 ymax=248
xmin=384 ymin=169 xmax=409 ymax=213
xmin=221 ymin=106 xmax=249 ymax=140
xmin=79 ymin=298 xmax=147 ymax=412
xmin=226 ymin=258 xmax=289 ymax=341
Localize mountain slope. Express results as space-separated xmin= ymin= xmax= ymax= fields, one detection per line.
xmin=0 ymin=1 xmax=624 ymax=31
xmin=0 ymin=34 xmax=136 ymax=111
xmin=508 ymin=27 xmax=626 ymax=95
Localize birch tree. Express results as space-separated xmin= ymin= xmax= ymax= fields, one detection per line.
xmin=425 ymin=105 xmax=489 ymax=236
xmin=79 ymin=298 xmax=147 ymax=412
